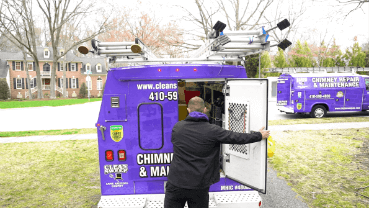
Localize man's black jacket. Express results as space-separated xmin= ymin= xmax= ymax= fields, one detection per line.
xmin=167 ymin=114 xmax=262 ymax=189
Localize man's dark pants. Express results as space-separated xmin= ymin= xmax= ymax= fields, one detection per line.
xmin=164 ymin=182 xmax=210 ymax=208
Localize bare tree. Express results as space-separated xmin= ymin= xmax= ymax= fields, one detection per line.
xmin=0 ymin=0 xmax=43 ymax=99
xmin=337 ymin=0 xmax=369 ymax=17
xmin=263 ymin=0 xmax=306 ymax=43
xmin=177 ymin=0 xmax=221 ymax=43
xmin=36 ymin=0 xmax=112 ymax=99
xmin=218 ymin=0 xmax=274 ymax=31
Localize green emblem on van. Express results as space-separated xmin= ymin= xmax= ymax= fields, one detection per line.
xmin=297 ymin=103 xmax=302 ymax=110
xmin=110 ymin=125 xmax=123 ymax=142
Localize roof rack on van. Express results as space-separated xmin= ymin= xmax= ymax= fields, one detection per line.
xmin=78 ymin=20 xmax=292 ymax=65
xmin=265 ymin=67 xmax=369 ymax=74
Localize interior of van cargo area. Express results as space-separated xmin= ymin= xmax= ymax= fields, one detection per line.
xmin=178 ymin=81 xmax=225 ymax=127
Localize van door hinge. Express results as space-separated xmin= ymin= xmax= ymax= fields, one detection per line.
xmin=222 ymin=85 xmax=230 ymax=96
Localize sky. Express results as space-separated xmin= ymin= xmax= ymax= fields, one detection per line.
xmin=110 ymin=0 xmax=369 ymax=56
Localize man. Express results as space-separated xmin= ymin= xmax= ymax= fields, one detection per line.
xmin=164 ymin=96 xmax=270 ymax=208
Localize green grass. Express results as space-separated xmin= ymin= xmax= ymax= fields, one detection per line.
xmin=0 ymin=98 xmax=102 ymax=109
xmin=1 ymin=129 xmax=369 ymax=207
xmin=0 ymin=128 xmax=96 ymax=137
xmin=269 ymin=116 xmax=369 ymax=126
xmin=0 ymin=140 xmax=100 ymax=207
xmin=269 ymin=128 xmax=369 ymax=207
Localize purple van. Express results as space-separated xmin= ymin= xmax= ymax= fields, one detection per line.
xmin=96 ymin=64 xmax=269 ymax=207
xmin=277 ymin=73 xmax=369 ymax=118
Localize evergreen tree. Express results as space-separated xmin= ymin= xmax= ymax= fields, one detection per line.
xmin=344 ymin=42 xmax=366 ymax=67
xmin=79 ymin=82 xmax=88 ymax=98
xmin=259 ymin=51 xmax=272 ymax=78
xmin=0 ymin=79 xmax=10 ymax=100
xmin=273 ymin=48 xmax=288 ymax=68
xmin=244 ymin=54 xmax=259 ymax=78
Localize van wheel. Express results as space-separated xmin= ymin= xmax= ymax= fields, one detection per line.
xmin=310 ymin=105 xmax=326 ymax=118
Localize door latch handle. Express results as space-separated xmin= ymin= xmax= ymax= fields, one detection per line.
xmin=99 ymin=125 xmax=106 ymax=141
xmin=224 ymin=153 xmax=230 ymax=163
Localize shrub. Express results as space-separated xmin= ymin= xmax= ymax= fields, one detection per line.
xmin=79 ymin=82 xmax=88 ymax=98
xmin=0 ymin=79 xmax=10 ymax=100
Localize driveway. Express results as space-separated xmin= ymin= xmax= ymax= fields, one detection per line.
xmin=0 ymin=101 xmax=102 ymax=132
xmin=1 ymin=101 xmax=368 ymax=132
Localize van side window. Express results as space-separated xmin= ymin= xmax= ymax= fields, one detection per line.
xmin=366 ymin=78 xmax=369 ymax=91
xmin=138 ymin=103 xmax=164 ymax=150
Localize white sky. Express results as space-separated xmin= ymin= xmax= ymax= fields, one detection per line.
xmin=110 ymin=0 xmax=368 ymax=55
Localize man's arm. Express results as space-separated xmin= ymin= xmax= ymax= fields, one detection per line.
xmin=214 ymin=126 xmax=269 ymax=144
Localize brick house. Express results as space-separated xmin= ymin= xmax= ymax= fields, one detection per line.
xmin=0 ymin=47 xmax=107 ymax=99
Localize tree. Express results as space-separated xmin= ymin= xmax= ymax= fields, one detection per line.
xmin=0 ymin=79 xmax=10 ymax=100
xmin=244 ymin=54 xmax=259 ymax=78
xmin=344 ymin=38 xmax=366 ymax=68
xmin=288 ymin=40 xmax=315 ymax=67
xmin=79 ymin=82 xmax=87 ymax=98
xmin=263 ymin=0 xmax=307 ymax=43
xmin=37 ymin=0 xmax=112 ymax=99
xmin=0 ymin=0 xmax=43 ymax=99
xmin=337 ymin=0 xmax=369 ymax=17
xmin=98 ymin=8 xmax=185 ymax=58
xmin=273 ymin=47 xmax=289 ymax=68
xmin=309 ymin=39 xmax=345 ymax=67
xmin=259 ymin=51 xmax=272 ymax=77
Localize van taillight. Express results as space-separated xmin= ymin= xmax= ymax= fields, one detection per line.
xmin=259 ymin=201 xmax=262 ymax=206
xmin=105 ymin=150 xmax=114 ymax=161
xmin=118 ymin=150 xmax=126 ymax=161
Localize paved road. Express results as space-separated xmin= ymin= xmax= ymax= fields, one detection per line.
xmin=0 ymin=101 xmax=102 ymax=132
xmin=1 ymin=100 xmax=368 ymax=132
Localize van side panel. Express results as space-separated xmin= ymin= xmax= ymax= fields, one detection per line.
xmin=291 ymin=75 xmax=364 ymax=113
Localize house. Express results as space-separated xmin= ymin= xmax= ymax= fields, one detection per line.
xmin=0 ymin=47 xmax=107 ymax=99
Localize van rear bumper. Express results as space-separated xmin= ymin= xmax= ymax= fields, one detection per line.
xmin=278 ymin=106 xmax=294 ymax=113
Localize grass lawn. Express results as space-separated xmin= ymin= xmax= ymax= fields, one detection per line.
xmin=0 ymin=128 xmax=96 ymax=137
xmin=269 ymin=128 xmax=369 ymax=207
xmin=0 ymin=140 xmax=100 ymax=208
xmin=1 ymin=129 xmax=368 ymax=207
xmin=0 ymin=98 xmax=102 ymax=109
xmin=268 ymin=116 xmax=369 ymax=126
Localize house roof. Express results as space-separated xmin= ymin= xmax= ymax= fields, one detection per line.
xmin=79 ymin=57 xmax=107 ymax=75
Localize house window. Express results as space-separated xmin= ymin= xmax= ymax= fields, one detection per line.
xmin=86 ymin=64 xmax=91 ymax=71
xmin=30 ymin=78 xmax=34 ymax=88
xmin=60 ymin=79 xmax=63 ymax=88
xmin=71 ymin=63 xmax=76 ymax=71
xmin=97 ymin=78 xmax=102 ymax=90
xmin=71 ymin=78 xmax=76 ymax=89
xmin=28 ymin=62 xmax=33 ymax=71
xmin=86 ymin=76 xmax=92 ymax=90
xmin=96 ymin=64 xmax=102 ymax=72
xmin=15 ymin=62 xmax=21 ymax=71
xmin=60 ymin=63 xmax=64 ymax=71
xmin=44 ymin=50 xmax=49 ymax=58
xmin=16 ymin=78 xmax=22 ymax=89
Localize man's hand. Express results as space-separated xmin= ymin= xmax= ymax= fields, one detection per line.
xmin=259 ymin=127 xmax=270 ymax=140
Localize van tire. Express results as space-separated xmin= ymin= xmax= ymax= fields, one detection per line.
xmin=310 ymin=105 xmax=326 ymax=118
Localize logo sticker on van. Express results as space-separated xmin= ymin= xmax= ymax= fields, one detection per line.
xmin=110 ymin=125 xmax=123 ymax=142
xmin=297 ymin=103 xmax=302 ymax=110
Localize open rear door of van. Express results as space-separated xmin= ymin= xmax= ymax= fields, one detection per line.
xmin=222 ymin=79 xmax=268 ymax=194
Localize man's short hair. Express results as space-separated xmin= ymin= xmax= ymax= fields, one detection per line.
xmin=188 ymin=96 xmax=205 ymax=113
